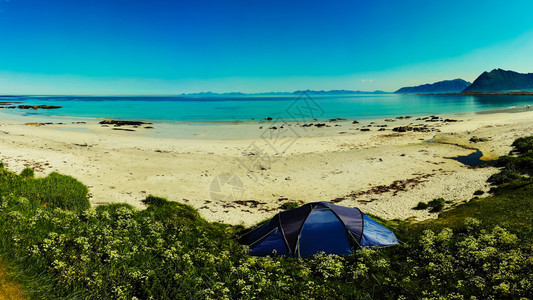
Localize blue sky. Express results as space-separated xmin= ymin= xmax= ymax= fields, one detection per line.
xmin=1 ymin=0 xmax=533 ymax=94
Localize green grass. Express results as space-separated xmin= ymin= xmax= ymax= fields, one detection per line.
xmin=413 ymin=201 xmax=428 ymax=210
xmin=405 ymin=178 xmax=533 ymax=240
xmin=412 ymin=197 xmax=446 ymax=213
xmin=511 ymin=136 xmax=533 ymax=155
xmin=20 ymin=167 xmax=35 ymax=178
xmin=0 ymin=136 xmax=531 ymax=299
xmin=279 ymin=201 xmax=300 ymax=210
xmin=427 ymin=198 xmax=446 ymax=213
xmin=0 ymin=168 xmax=89 ymax=211
xmin=0 ymin=261 xmax=26 ymax=300
xmin=400 ymin=137 xmax=533 ymax=240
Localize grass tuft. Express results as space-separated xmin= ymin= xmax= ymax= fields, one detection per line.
xmin=473 ymin=189 xmax=484 ymax=195
xmin=413 ymin=198 xmax=445 ymax=212
xmin=0 ymin=168 xmax=89 ymax=211
xmin=279 ymin=201 xmax=300 ymax=210
xmin=20 ymin=168 xmax=34 ymax=178
xmin=510 ymin=136 xmax=533 ymax=155
xmin=413 ymin=201 xmax=428 ymax=210
xmin=141 ymin=195 xmax=169 ymax=207
xmin=428 ymin=197 xmax=446 ymax=212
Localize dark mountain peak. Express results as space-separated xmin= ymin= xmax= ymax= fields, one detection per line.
xmin=394 ymin=78 xmax=471 ymax=94
xmin=492 ymin=68 xmax=509 ymax=73
xmin=463 ymin=69 xmax=533 ymax=93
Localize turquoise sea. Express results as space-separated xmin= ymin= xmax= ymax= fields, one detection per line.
xmin=0 ymin=94 xmax=532 ymax=122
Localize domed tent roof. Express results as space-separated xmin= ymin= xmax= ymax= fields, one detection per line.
xmin=239 ymin=201 xmax=399 ymax=257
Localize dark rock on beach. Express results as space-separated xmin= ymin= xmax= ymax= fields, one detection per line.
xmin=469 ymin=136 xmax=490 ymax=143
xmin=99 ymin=120 xmax=152 ymax=126
xmin=392 ymin=126 xmax=412 ymax=132
xmin=112 ymin=128 xmax=136 ymax=132
xmin=425 ymin=116 xmax=441 ymax=122
xmin=24 ymin=122 xmax=64 ymax=126
xmin=412 ymin=127 xmax=430 ymax=132
xmin=392 ymin=126 xmax=431 ymax=133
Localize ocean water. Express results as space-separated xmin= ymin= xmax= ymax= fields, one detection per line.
xmin=0 ymin=93 xmax=532 ymax=123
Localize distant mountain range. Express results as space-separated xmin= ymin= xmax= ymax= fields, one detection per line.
xmin=180 ymin=69 xmax=533 ymax=96
xmin=394 ymin=79 xmax=471 ymax=94
xmin=292 ymin=89 xmax=388 ymax=95
xmin=181 ymin=90 xmax=388 ymax=96
xmin=462 ymin=69 xmax=533 ymax=93
xmin=394 ymin=69 xmax=533 ymax=94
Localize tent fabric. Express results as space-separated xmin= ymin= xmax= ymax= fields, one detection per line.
xmin=297 ymin=209 xmax=352 ymax=257
xmin=240 ymin=201 xmax=399 ymax=258
xmin=329 ymin=203 xmax=364 ymax=244
xmin=278 ymin=204 xmax=311 ymax=255
xmin=360 ymin=214 xmax=399 ymax=248
xmin=243 ymin=219 xmax=277 ymax=246
xmin=248 ymin=228 xmax=290 ymax=256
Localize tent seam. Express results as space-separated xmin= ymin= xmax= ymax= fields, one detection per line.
xmin=328 ymin=205 xmax=361 ymax=252
xmin=278 ymin=213 xmax=293 ymax=256
xmin=246 ymin=227 xmax=278 ymax=248
xmin=358 ymin=210 xmax=365 ymax=248
xmin=294 ymin=203 xmax=314 ymax=258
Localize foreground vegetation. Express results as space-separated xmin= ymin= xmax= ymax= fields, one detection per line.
xmin=0 ymin=261 xmax=26 ymax=300
xmin=0 ymin=138 xmax=532 ymax=299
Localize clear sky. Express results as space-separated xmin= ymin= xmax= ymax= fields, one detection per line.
xmin=1 ymin=0 xmax=533 ymax=94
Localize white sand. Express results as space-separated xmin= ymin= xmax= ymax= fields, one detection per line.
xmin=0 ymin=109 xmax=532 ymax=226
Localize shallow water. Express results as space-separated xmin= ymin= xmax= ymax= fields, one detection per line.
xmin=1 ymin=93 xmax=532 ymax=122
xmin=448 ymin=149 xmax=495 ymax=167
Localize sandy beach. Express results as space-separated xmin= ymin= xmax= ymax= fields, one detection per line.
xmin=0 ymin=109 xmax=532 ymax=226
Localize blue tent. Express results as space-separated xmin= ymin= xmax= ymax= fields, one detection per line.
xmin=239 ymin=201 xmax=399 ymax=257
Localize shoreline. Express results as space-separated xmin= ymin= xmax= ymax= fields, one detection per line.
xmin=1 ymin=93 xmax=533 ymax=131
xmin=0 ymin=104 xmax=531 ymax=140
xmin=439 ymin=91 xmax=533 ymax=96
xmin=0 ymin=108 xmax=532 ymax=226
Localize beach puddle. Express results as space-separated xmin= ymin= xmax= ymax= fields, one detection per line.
xmin=447 ymin=149 xmax=495 ymax=167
